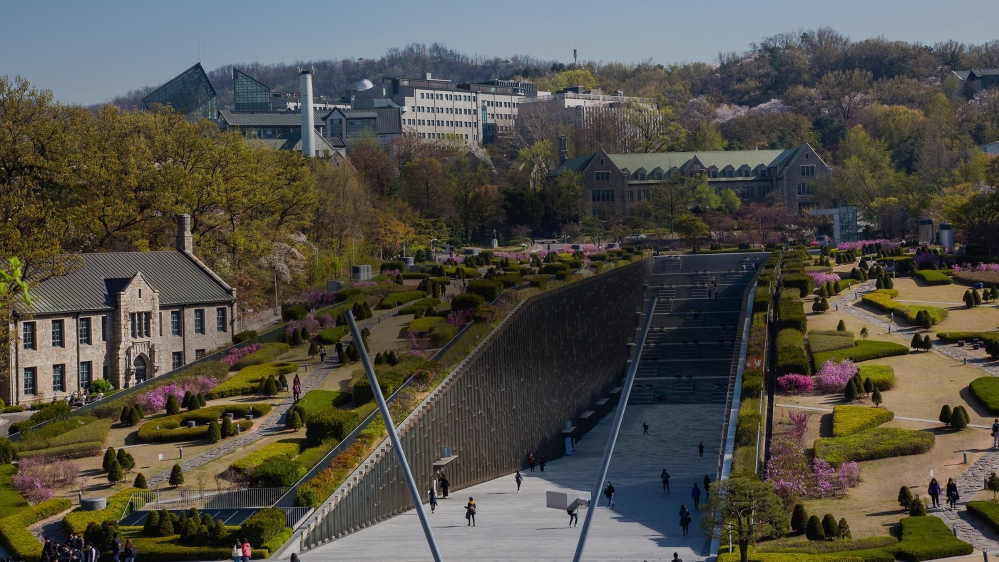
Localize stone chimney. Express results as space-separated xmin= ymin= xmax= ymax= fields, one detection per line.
xmin=176 ymin=214 xmax=193 ymax=253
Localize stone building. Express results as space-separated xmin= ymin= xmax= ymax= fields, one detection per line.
xmin=546 ymin=145 xmax=831 ymax=219
xmin=5 ymin=216 xmax=236 ymax=406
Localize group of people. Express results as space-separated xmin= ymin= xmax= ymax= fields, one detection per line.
xmin=527 ymin=453 xmax=546 ymax=472
xmin=230 ymin=539 xmax=253 ymax=562
xmin=41 ymin=533 xmax=134 ymax=562
xmin=927 ymin=477 xmax=961 ymax=510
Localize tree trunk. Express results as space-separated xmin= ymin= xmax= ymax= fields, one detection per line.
xmin=739 ymin=539 xmax=750 ymax=562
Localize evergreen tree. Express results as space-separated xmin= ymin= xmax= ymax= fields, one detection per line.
xmin=107 ymin=459 xmax=124 ymax=484
xmin=281 ymin=331 xmax=291 ymax=344
xmin=838 ymin=518 xmax=851 ymax=539
xmin=818 ymin=285 xmax=828 ymax=298
xmin=291 ymin=329 xmax=303 ymax=346
xmin=965 ymin=290 xmax=974 ymax=308
xmin=286 ymin=410 xmax=303 ymax=431
xmin=120 ymin=405 xmax=133 ymax=426
xmin=911 ymin=333 xmax=923 ymax=349
xmin=166 ymin=394 xmax=180 ymax=415
xmin=117 ymin=448 xmax=135 ymax=473
xmin=898 ymin=485 xmax=914 ymax=509
xmin=805 ymin=515 xmax=825 ymax=540
xmin=975 ymin=289 xmax=983 ymax=306
xmin=375 ymin=352 xmax=384 ymax=365
xmin=103 ymin=446 xmax=117 ymax=473
xmin=863 ymin=378 xmax=873 ymax=394
xmin=221 ymin=416 xmax=235 ymax=437
xmin=198 ymin=393 xmax=206 ymax=407
xmin=143 ymin=509 xmax=160 ymax=536
xmin=952 ymin=406 xmax=970 ymax=429
xmin=876 ymin=277 xmax=884 ymax=290
xmin=836 ymin=320 xmax=846 ymax=332
xmin=909 ymin=496 xmax=926 ymax=516
xmin=207 ymin=420 xmax=221 ymax=444
xmin=300 ymin=326 xmax=310 ymax=341
xmin=336 ymin=313 xmax=347 ymax=326
xmin=939 ymin=405 xmax=952 ymax=426
xmin=860 ymin=327 xmax=869 ymax=340
xmin=126 ymin=407 xmax=142 ymax=426
xmin=791 ymin=504 xmax=808 ymax=533
xmin=821 ymin=514 xmax=838 ymax=540
xmin=308 ymin=342 xmax=319 ymax=358
xmin=182 ymin=391 xmax=193 ymax=409
xmin=921 ymin=311 xmax=933 ymax=330
xmin=134 ymin=473 xmax=147 ymax=489
xmin=262 ymin=375 xmax=279 ymax=396
xmin=363 ymin=301 xmax=373 ymax=318
xmin=845 ymin=379 xmax=859 ymax=401
xmin=872 ymin=387 xmax=883 ymax=407
xmin=388 ymin=351 xmax=398 ymax=366
xmin=923 ymin=335 xmax=932 ymax=350
xmin=132 ymin=403 xmax=144 ymax=419
xmin=188 ymin=394 xmax=201 ymax=411
xmin=169 ymin=464 xmax=184 ymax=486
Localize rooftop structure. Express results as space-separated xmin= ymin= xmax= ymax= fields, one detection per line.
xmin=142 ymin=63 xmax=217 ymax=121
xmin=951 ymin=68 xmax=999 ymax=98
xmin=233 ymin=68 xmax=272 ymax=112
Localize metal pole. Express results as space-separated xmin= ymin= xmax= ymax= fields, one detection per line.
xmin=573 ymin=296 xmax=657 ymax=562
xmin=346 ymin=311 xmax=443 ymax=562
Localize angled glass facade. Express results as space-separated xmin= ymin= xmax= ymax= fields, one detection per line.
xmin=233 ymin=69 xmax=271 ymax=112
xmin=142 ymin=63 xmax=217 ymax=122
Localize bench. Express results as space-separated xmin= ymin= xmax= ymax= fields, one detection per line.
xmin=579 ymin=410 xmax=595 ymax=432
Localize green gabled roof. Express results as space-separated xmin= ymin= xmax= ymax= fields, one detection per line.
xmin=607 ymin=149 xmax=797 ymax=174
xmin=548 ymin=154 xmax=594 ymax=177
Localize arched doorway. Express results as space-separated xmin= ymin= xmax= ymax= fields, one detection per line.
xmin=133 ymin=356 xmax=147 ymax=384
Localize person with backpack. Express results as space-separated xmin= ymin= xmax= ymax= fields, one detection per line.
xmin=946 ymin=478 xmax=960 ymax=510
xmin=679 ymin=504 xmax=692 ymax=535
xmin=465 ymin=497 xmax=476 ymax=526
xmin=515 ymin=470 xmax=523 ymax=492
xmin=567 ymin=498 xmax=582 ymax=527
xmin=293 ymin=380 xmax=302 ymax=402
xmin=603 ymin=482 xmax=615 ymax=507
xmin=85 ymin=542 xmax=98 ymax=562
xmin=112 ymin=533 xmax=122 ymax=561
xmin=319 ymin=345 xmax=327 ymax=364
xmin=242 ymin=539 xmax=253 ymax=562
xmin=123 ymin=539 xmax=136 ymax=562
xmin=232 ymin=540 xmax=242 ymax=562
xmin=539 ymin=455 xmax=546 ymax=472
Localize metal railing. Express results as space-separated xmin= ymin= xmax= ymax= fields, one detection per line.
xmin=130 ymin=487 xmax=290 ymax=512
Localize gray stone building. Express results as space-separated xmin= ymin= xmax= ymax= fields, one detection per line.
xmin=5 ymin=216 xmax=236 ymax=406
xmin=546 ymin=145 xmax=830 ymax=219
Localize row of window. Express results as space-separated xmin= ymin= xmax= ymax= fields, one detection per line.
xmin=413 ymin=106 xmax=475 ymax=115
xmin=21 ymin=308 xmax=227 ymax=350
xmin=420 ymin=92 xmax=476 ymax=101
xmin=591 ymin=189 xmax=615 ymax=202
xmin=416 ymin=132 xmax=475 ymax=140
xmin=409 ymin=119 xmax=477 ymax=128
xmin=22 ymin=350 xmax=205 ymax=395
xmin=486 ymin=113 xmax=512 ymax=120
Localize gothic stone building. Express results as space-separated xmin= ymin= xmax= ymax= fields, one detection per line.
xmin=546 ymin=145 xmax=831 ymax=219
xmin=5 ymin=216 xmax=236 ymax=406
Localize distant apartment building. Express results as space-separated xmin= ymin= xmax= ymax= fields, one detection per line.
xmin=6 ymin=216 xmax=236 ymax=406
xmin=547 ymin=145 xmax=831 ymax=219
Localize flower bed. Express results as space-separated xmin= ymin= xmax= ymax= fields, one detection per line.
xmin=814 ymin=427 xmax=934 ymax=465
xmin=205 ymin=363 xmax=297 ymax=400
xmin=229 ymin=343 xmax=290 ymax=371
xmin=811 ymin=341 xmax=909 ymax=371
xmin=807 ymin=331 xmax=855 ymax=354
xmin=831 ymin=406 xmax=894 ymax=437
xmin=777 ymin=374 xmax=813 ymax=392
xmin=16 ymin=417 xmax=111 ymax=460
xmin=816 ymin=359 xmax=859 ymax=392
xmin=809 ymin=272 xmax=841 ymax=286
xmin=135 ymin=375 xmax=223 ymax=413
xmin=953 ymin=270 xmax=999 ymax=287
xmin=136 ymin=404 xmax=270 ymax=443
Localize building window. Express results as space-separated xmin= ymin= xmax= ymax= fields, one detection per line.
xmin=172 ymin=352 xmax=183 ymax=370
xmin=101 ymin=316 xmax=107 ymax=341
xmin=23 ymin=322 xmax=35 ymax=350
xmin=595 ymin=171 xmax=610 ymax=181
xmin=629 ymin=190 xmax=634 ymax=202
xmin=801 ymin=165 xmax=815 ymax=177
xmin=52 ymin=319 xmax=64 ymax=348
xmin=53 ymin=364 xmax=65 ymax=393
xmin=592 ymin=208 xmax=606 ymax=219
xmin=171 ymin=311 xmax=181 ymax=336
xmin=80 ymin=361 xmax=92 ymax=390
xmin=195 ymin=349 xmax=205 ymax=360
xmin=130 ymin=312 xmax=151 ymax=338
xmin=24 ymin=367 xmax=36 ymax=395
xmin=194 ymin=310 xmax=205 ymax=334
xmin=216 ymin=308 xmax=227 ymax=332
xmin=797 ymin=183 xmax=811 ymax=195
xmin=591 ymin=189 xmax=615 ymax=202
xmin=79 ymin=318 xmax=91 ymax=345
xmin=759 ymin=169 xmax=767 ymax=177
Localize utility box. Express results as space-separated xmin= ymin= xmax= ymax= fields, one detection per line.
xmin=918 ymin=219 xmax=935 ymax=245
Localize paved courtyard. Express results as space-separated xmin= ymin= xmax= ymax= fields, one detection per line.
xmin=305 ymin=403 xmax=724 ymax=561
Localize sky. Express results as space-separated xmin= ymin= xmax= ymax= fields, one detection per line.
xmin=3 ymin=0 xmax=998 ymax=106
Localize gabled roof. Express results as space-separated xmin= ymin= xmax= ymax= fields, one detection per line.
xmin=247 ymin=129 xmax=338 ymax=153
xmin=547 ymin=147 xmax=812 ymax=181
xmin=325 ymin=108 xmax=402 ymax=135
xmin=17 ymin=251 xmax=234 ymax=316
xmin=970 ymin=69 xmax=999 ymax=78
xmin=218 ymin=110 xmax=326 ymax=128
xmin=548 ymin=154 xmax=595 ymax=176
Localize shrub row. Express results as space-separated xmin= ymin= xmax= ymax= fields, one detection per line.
xmin=970 ymin=377 xmax=999 ymax=414
xmin=229 ymin=439 xmax=302 ymax=474
xmin=63 ymin=487 xmax=140 ymax=535
xmin=808 ymin=332 xmax=855 ymax=354
xmin=861 ymin=290 xmax=948 ymax=326
xmin=399 ymin=297 xmax=441 ymax=315
xmin=292 ymin=390 xmax=349 ymax=421
xmin=777 ymin=328 xmax=810 ymax=376
xmin=811 ymin=341 xmax=909 ymax=371
xmin=407 ymin=316 xmax=444 ymax=334
xmin=8 ymin=401 xmax=71 ymax=435
xmin=857 ymin=365 xmax=895 ymax=391
xmin=777 ymin=293 xmax=807 ymax=333
xmin=91 ymin=361 xmax=229 ymax=420
xmin=914 ymin=270 xmax=953 ymax=285
xmin=230 ymin=343 xmax=290 ymax=371
xmin=0 ymin=498 xmax=73 ymax=562
xmin=17 ymin=441 xmax=105 ymax=460
xmin=782 ymin=274 xmax=816 ymax=297
xmin=136 ymin=404 xmax=269 ymax=442
xmin=315 ymin=325 xmax=349 ymax=345
xmin=17 ymin=416 xmax=107 ymax=451
xmin=814 ymin=427 xmax=934 ymax=465
xmin=205 ymin=362 xmax=297 ymax=400
xmin=753 ymin=290 xmax=772 ymax=314
xmin=831 ymin=406 xmax=895 ymax=437
xmin=305 ymin=408 xmax=360 ymax=447
xmin=380 ymin=290 xmax=427 ymax=308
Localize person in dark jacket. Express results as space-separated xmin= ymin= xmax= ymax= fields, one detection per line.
xmin=691 ymin=483 xmax=702 ymax=508
xmin=661 ymin=469 xmax=671 ymax=492
xmin=539 ymin=455 xmax=546 ymax=472
xmin=515 ymin=470 xmax=523 ymax=492
xmin=439 ymin=474 xmax=450 ymax=499
xmin=946 ymin=478 xmax=959 ymax=510
xmin=703 ymin=474 xmax=711 ymax=499
xmin=465 ymin=497 xmax=476 ymax=526
xmin=528 ymin=454 xmax=535 ymax=472
xmin=603 ymin=482 xmax=615 ymax=507
xmin=679 ymin=504 xmax=691 ymax=535
xmin=928 ymin=478 xmax=942 ymax=508
xmin=429 ymin=488 xmax=438 ymax=514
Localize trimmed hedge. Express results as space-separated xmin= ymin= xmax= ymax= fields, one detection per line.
xmin=399 ymin=297 xmax=441 ymax=315
xmin=777 ymin=294 xmax=807 ymax=333
xmin=250 ymin=456 xmax=306 ymax=487
xmin=857 ymin=365 xmax=895 ymax=391
xmin=8 ymin=401 xmax=71 ymax=435
xmin=914 ymin=270 xmax=953 ymax=285
xmin=292 ymin=390 xmax=349 ymax=421
xmin=861 ymin=290 xmax=947 ymax=326
xmin=451 ymin=293 xmax=485 ymax=310
xmin=205 ymin=362 xmax=297 ymax=399
xmin=305 ymin=408 xmax=360 ymax=447
xmin=970 ymin=376 xmax=999 ymax=414
xmin=17 ymin=416 xmax=110 ymax=452
xmin=890 ymin=515 xmax=973 ymax=560
xmin=229 ymin=439 xmax=302 ymax=474
xmin=777 ymin=328 xmax=810 ymax=376
xmin=466 ymin=279 xmax=503 ymax=301
xmin=380 ymin=290 xmax=427 ymax=308
xmin=812 ymin=341 xmax=909 ymax=371
xmin=63 ymin=487 xmax=140 ymax=535
xmin=0 ymin=498 xmax=73 ymax=562
xmin=230 ymin=343 xmax=290 ymax=371
xmin=136 ymin=404 xmax=269 ymax=442
xmin=832 ymin=406 xmax=895 ymax=437
xmin=0 ymin=465 xmax=28 ymax=516
xmin=407 ymin=316 xmax=444 ymax=334
xmin=938 ymin=331 xmax=999 ymax=344
xmin=428 ymin=322 xmax=458 ymax=347
xmin=814 ymin=427 xmax=934 ymax=465
xmin=315 ymin=326 xmax=349 ymax=345
xmin=240 ymin=508 xmax=288 ymax=550
xmin=782 ymin=274 xmax=815 ymax=297
xmin=808 ymin=331 xmax=855 ymax=354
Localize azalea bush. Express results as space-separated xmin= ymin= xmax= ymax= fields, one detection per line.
xmin=134 ymin=376 xmax=221 ymax=413
xmin=11 ymin=456 xmax=78 ymax=504
xmin=808 ymin=272 xmax=841 ymax=285
xmin=445 ymin=308 xmax=476 ymax=329
xmin=222 ymin=344 xmax=262 ymax=367
xmin=765 ymin=439 xmax=809 ymax=506
xmin=777 ymin=374 xmax=814 ymax=392
xmin=953 ymin=263 xmax=999 ymax=272
xmin=838 ymin=239 xmax=900 ymax=251
xmin=286 ymin=314 xmax=321 ymax=336
xmin=816 ymin=359 xmax=859 ymax=392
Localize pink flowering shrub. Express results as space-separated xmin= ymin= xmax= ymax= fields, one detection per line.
xmin=134 ymin=375 xmax=221 ymax=413
xmin=777 ymin=374 xmax=814 ymax=393
xmin=837 ymin=239 xmax=900 ymax=251
xmin=222 ymin=343 xmax=262 ymax=367
xmin=446 ymin=308 xmax=476 ymax=328
xmin=12 ymin=456 xmax=78 ymax=504
xmin=808 ymin=272 xmax=841 ymax=285
xmin=813 ymin=458 xmax=836 ymax=497
xmin=816 ymin=359 xmax=858 ymax=392
xmin=307 ymin=291 xmax=337 ymax=304
xmin=787 ymin=410 xmax=809 ymax=445
xmin=838 ymin=461 xmax=860 ymax=488
xmin=353 ymin=281 xmax=378 ymax=288
xmin=765 ymin=439 xmax=809 ymax=505
xmin=953 ymin=262 xmax=999 ymax=272
xmin=286 ymin=313 xmax=321 ymax=336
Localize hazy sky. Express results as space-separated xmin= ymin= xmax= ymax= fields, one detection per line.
xmin=3 ymin=0 xmax=998 ymax=105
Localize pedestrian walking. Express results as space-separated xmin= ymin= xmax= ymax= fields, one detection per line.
xmin=334 ymin=341 xmax=344 ymax=357
xmin=661 ymin=469 xmax=670 ymax=492
xmin=698 ymin=442 xmax=704 ymax=457
xmin=567 ymin=501 xmax=579 ymax=527
xmin=112 ymin=533 xmax=122 ymax=562
xmin=671 ymin=552 xmax=684 ymax=562
xmin=465 ymin=497 xmax=476 ymax=526
xmin=928 ymin=478 xmax=942 ymax=509
xmin=232 ymin=540 xmax=242 ymax=562
xmin=515 ymin=470 xmax=523 ymax=492
xmin=691 ymin=483 xmax=701 ymax=508
xmin=992 ymin=418 xmax=999 ymax=448
xmin=290 ymin=554 xmax=300 ymax=562
xmin=429 ymin=489 xmax=438 ymax=514
xmin=946 ymin=478 xmax=959 ymax=510
xmin=439 ymin=474 xmax=450 ymax=499
xmin=603 ymin=481 xmax=615 ymax=507
xmin=539 ymin=455 xmax=546 ymax=472
xmin=528 ymin=453 xmax=535 ymax=472
xmin=319 ymin=345 xmax=327 ymax=364
xmin=441 ymin=285 xmax=446 ymax=297
xmin=679 ymin=504 xmax=691 ymax=535
xmin=241 ymin=539 xmax=252 ymax=562
xmin=123 ymin=539 xmax=136 ymax=562
xmin=703 ymin=474 xmax=711 ymax=499
xmin=293 ymin=381 xmax=301 ymax=402
xmin=643 ymin=422 xmax=649 ymax=435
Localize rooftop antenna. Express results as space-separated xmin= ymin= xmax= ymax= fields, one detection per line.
xmin=573 ymin=49 xmax=578 ymax=67
xmin=199 ymin=36 xmax=202 ymax=64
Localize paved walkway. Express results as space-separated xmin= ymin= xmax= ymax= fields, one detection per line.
xmin=304 ymin=404 xmax=724 ymax=561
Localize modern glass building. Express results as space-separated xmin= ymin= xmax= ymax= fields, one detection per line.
xmin=142 ymin=63 xmax=217 ymax=121
xmin=233 ymin=69 xmax=271 ymax=112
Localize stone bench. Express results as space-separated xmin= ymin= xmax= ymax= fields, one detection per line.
xmin=579 ymin=410 xmax=596 ymax=432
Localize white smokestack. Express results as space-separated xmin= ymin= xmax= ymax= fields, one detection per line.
xmin=300 ymin=70 xmax=315 ymax=157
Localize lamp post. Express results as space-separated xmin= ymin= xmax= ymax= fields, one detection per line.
xmin=430 ymin=238 xmax=438 ymax=262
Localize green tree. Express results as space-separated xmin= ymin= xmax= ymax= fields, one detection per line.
xmin=791 ymin=504 xmax=808 ymax=534
xmin=308 ymin=342 xmax=319 ymax=358
xmin=909 ymin=496 xmax=926 ymax=516
xmin=169 ymin=464 xmax=184 ymax=487
xmin=845 ymin=379 xmax=859 ymax=401
xmin=103 ymin=446 xmax=116 ymax=473
xmin=221 ymin=416 xmax=235 ymax=438
xmin=821 ymin=514 xmax=838 ymax=540
xmin=952 ymin=406 xmax=970 ymax=429
xmin=580 ymin=217 xmax=606 ymax=246
xmin=911 ymin=333 xmax=923 ymax=349
xmin=860 ymin=327 xmax=869 ymax=340
xmin=939 ymin=405 xmax=952 ymax=426
xmin=542 ymin=171 xmax=583 ymax=232
xmin=898 ymin=486 xmax=914 ymax=509
xmin=871 ymin=387 xmax=883 ymax=407
xmin=262 ymin=376 xmax=279 ymax=396
xmin=116 ymin=448 xmax=135 ymax=473
xmin=650 ymin=175 xmax=695 ymax=232
xmin=447 ymin=157 xmax=491 ymax=238
xmin=988 ymin=472 xmax=999 ymax=502
xmin=673 ymin=214 xmax=711 ymax=250
xmin=837 ymin=518 xmax=851 ymax=539
xmin=625 ymin=98 xmax=685 ymax=153
xmin=837 ymin=320 xmax=847 ymax=332
xmin=805 ymin=515 xmax=825 ymax=541
xmin=107 ymin=459 xmax=124 ymax=484
xmin=207 ymin=420 xmax=221 ymax=444
xmin=134 ymin=473 xmax=147 ymax=489
xmin=286 ymin=410 xmax=303 ymax=431
xmin=700 ymin=478 xmax=789 ymax=562
xmin=166 ymin=394 xmax=180 ymax=415
xmin=863 ymin=378 xmax=874 ymax=394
